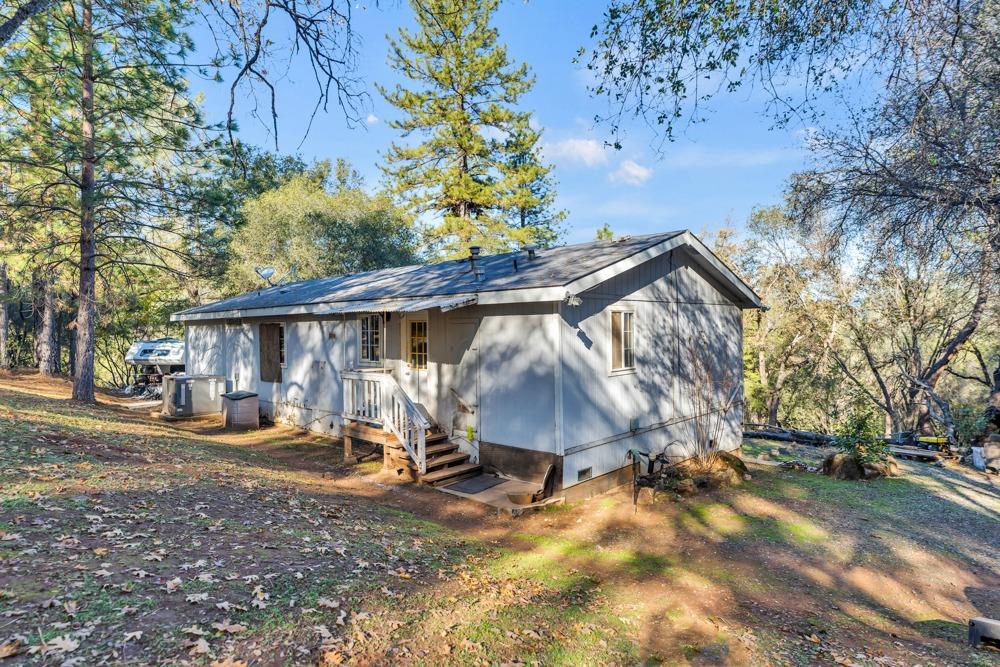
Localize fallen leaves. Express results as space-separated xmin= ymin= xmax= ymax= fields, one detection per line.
xmin=188 ymin=637 xmax=211 ymax=656
xmin=45 ymin=635 xmax=79 ymax=654
xmin=250 ymin=585 xmax=268 ymax=609
xmin=0 ymin=640 xmax=25 ymax=659
xmin=211 ymin=620 xmax=247 ymax=635
xmin=186 ymin=592 xmax=209 ymax=604
xmin=210 ymin=659 xmax=248 ymax=667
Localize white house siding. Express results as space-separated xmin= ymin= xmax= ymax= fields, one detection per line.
xmin=473 ymin=304 xmax=558 ymax=453
xmin=184 ymin=324 xmax=226 ymax=376
xmin=558 ymin=248 xmax=744 ymax=489
xmin=184 ymin=317 xmax=352 ymax=436
xmin=182 ymin=305 xmax=559 ymax=448
xmin=268 ymin=318 xmax=350 ymax=435
xmin=375 ymin=304 xmax=557 ymax=459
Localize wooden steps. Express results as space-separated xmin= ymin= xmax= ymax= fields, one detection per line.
xmin=426 ymin=432 xmax=449 ymax=445
xmin=420 ymin=462 xmax=482 ymax=486
xmin=425 ymin=442 xmax=459 ymax=457
xmin=344 ymin=419 xmax=481 ymax=486
xmin=408 ymin=451 xmax=468 ymax=471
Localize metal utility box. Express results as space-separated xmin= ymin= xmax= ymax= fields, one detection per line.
xmin=222 ymin=391 xmax=260 ymax=430
xmin=161 ymin=374 xmax=224 ymax=418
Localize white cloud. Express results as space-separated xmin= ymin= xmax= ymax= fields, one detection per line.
xmin=365 ymin=113 xmax=379 ymax=125
xmin=608 ymin=159 xmax=653 ymax=186
xmin=660 ymin=145 xmax=799 ymax=169
xmin=543 ymin=137 xmax=609 ymax=167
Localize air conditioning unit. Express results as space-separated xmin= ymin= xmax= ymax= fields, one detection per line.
xmin=161 ymin=374 xmax=224 ymax=418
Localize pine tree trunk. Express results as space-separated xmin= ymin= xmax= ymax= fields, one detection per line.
xmin=72 ymin=0 xmax=97 ymax=403
xmin=37 ymin=278 xmax=58 ymax=376
xmin=0 ymin=263 xmax=9 ymax=370
xmin=55 ymin=310 xmax=63 ymax=374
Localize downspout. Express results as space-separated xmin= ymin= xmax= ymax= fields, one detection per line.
xmin=554 ymin=301 xmax=564 ymax=458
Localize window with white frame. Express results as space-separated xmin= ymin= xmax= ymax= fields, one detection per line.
xmin=610 ymin=310 xmax=635 ymax=371
xmin=360 ymin=314 xmax=382 ymax=364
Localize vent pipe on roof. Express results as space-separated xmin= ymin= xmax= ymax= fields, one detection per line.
xmin=468 ymin=246 xmax=481 ymax=273
xmin=473 ymin=264 xmax=486 ymax=282
xmin=524 ymin=243 xmax=537 ymax=260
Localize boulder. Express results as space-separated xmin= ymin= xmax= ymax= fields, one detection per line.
xmin=985 ymin=438 xmax=1000 ymax=471
xmin=824 ymin=452 xmax=898 ymax=480
xmin=673 ymin=478 xmax=696 ymax=495
xmin=718 ymin=450 xmax=750 ymax=477
xmin=822 ymin=452 xmax=862 ymax=480
xmin=861 ymin=456 xmax=899 ymax=479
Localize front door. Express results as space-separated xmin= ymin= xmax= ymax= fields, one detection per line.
xmin=399 ymin=313 xmax=429 ymax=405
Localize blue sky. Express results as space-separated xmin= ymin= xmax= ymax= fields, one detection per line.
xmin=192 ymin=1 xmax=814 ymax=245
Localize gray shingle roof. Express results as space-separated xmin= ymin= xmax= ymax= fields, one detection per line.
xmin=177 ymin=232 xmax=684 ymax=317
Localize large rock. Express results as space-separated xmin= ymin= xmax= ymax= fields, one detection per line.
xmin=718 ymin=450 xmax=749 ymax=477
xmin=862 ymin=456 xmax=899 ymax=479
xmin=823 ymin=452 xmax=898 ymax=480
xmin=985 ymin=436 xmax=1000 ymax=471
xmin=673 ymin=478 xmax=696 ymax=495
xmin=822 ymin=452 xmax=863 ymax=480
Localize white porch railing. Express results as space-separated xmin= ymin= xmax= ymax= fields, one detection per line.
xmin=341 ymin=369 xmax=430 ymax=474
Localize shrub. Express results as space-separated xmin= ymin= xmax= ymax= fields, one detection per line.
xmin=834 ymin=405 xmax=889 ymax=465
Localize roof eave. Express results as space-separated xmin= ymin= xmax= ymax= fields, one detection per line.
xmin=680 ymin=231 xmax=764 ymax=310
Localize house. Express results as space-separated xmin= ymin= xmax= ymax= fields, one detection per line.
xmin=171 ymin=231 xmax=763 ymax=498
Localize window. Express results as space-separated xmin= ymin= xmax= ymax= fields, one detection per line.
xmin=259 ymin=323 xmax=283 ymax=382
xmin=611 ymin=310 xmax=635 ymax=372
xmin=360 ymin=314 xmax=382 ymax=364
xmin=408 ymin=320 xmax=428 ymax=370
xmin=278 ymin=323 xmax=286 ymax=367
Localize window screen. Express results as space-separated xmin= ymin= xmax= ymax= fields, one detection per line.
xmin=278 ymin=323 xmax=286 ymax=366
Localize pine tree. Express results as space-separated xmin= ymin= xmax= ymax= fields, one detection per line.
xmin=0 ymin=1 xmax=217 ymax=401
xmin=380 ymin=0 xmax=562 ymax=258
xmin=502 ymin=126 xmax=565 ymax=248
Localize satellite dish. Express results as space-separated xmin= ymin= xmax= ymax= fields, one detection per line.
xmin=255 ymin=267 xmax=276 ymax=285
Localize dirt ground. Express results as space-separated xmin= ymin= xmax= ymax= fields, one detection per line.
xmin=1 ymin=371 xmax=998 ymax=666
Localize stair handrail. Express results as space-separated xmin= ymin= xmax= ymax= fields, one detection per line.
xmin=381 ymin=374 xmax=430 ymax=475
xmin=341 ymin=369 xmax=429 ymax=475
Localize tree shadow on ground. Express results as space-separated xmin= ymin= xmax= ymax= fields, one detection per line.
xmin=2 ymin=375 xmax=998 ymax=665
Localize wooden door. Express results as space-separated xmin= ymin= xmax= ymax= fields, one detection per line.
xmin=399 ymin=313 xmax=429 ymax=404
